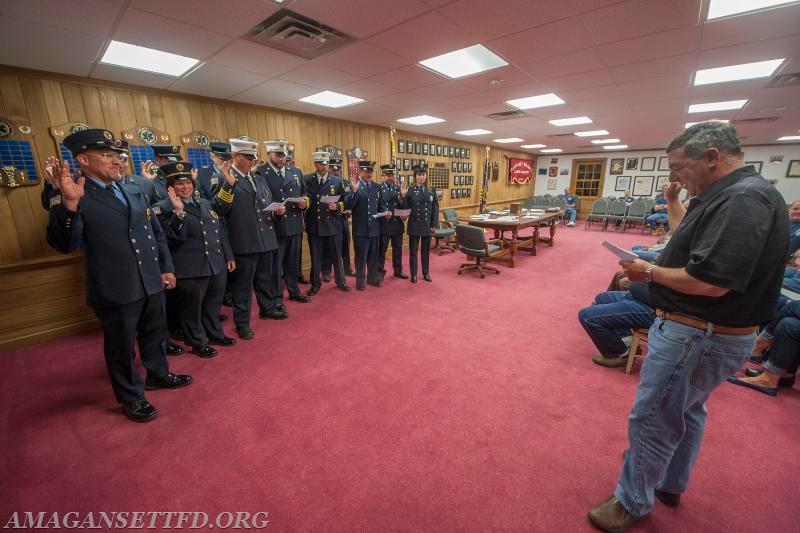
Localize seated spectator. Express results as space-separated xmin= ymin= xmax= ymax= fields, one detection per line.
xmin=646 ymin=184 xmax=669 ymax=232
xmin=578 ymin=282 xmax=656 ymax=367
xmin=727 ymin=300 xmax=799 ymax=396
xmin=621 ymin=189 xmax=635 ymax=204
xmin=558 ymin=187 xmax=578 ymax=227
xmin=631 ymin=235 xmax=671 ymax=262
xmin=607 ymin=270 xmax=631 ymax=292
xmin=786 ymin=200 xmax=800 ymax=258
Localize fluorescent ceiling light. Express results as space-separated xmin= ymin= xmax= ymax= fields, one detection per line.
xmin=419 ymin=44 xmax=508 ymax=79
xmin=684 ymin=119 xmax=729 ymax=128
xmin=100 ymin=40 xmax=199 ymax=77
xmin=591 ymin=138 xmax=620 ymax=144
xmin=540 ymin=148 xmax=563 ymax=153
xmin=455 ymin=129 xmax=492 ymax=136
xmin=777 ymin=135 xmax=800 ymax=141
xmin=506 ymin=93 xmax=565 ymax=110
xmin=688 ymin=100 xmax=747 ymax=113
xmin=707 ymin=0 xmax=797 ymax=20
xmin=574 ymin=130 xmax=609 ymax=137
xmin=694 ymin=58 xmax=785 ymax=85
xmin=549 ymin=116 xmax=592 ymax=126
xmin=397 ymin=115 xmax=445 ymax=125
xmin=494 ymin=138 xmax=524 ymax=143
xmin=603 ymin=145 xmax=629 ymax=150
xmin=520 ymin=144 xmax=546 ymax=148
xmin=299 ymin=90 xmax=364 ymax=108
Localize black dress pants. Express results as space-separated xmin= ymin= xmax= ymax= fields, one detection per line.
xmin=275 ymin=233 xmax=302 ymax=300
xmin=309 ymin=232 xmax=344 ymax=289
xmin=93 ymin=292 xmax=170 ymax=403
xmin=408 ymin=235 xmax=431 ymax=277
xmin=379 ymin=233 xmax=404 ymax=275
xmin=231 ymin=251 xmax=276 ymax=329
xmin=175 ymin=271 xmax=226 ymax=348
xmin=354 ymin=235 xmax=381 ymax=287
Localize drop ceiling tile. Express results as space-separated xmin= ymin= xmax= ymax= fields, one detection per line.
xmin=540 ymin=69 xmax=616 ymax=93
xmin=234 ymin=78 xmax=320 ymax=108
xmin=596 ymin=26 xmax=702 ymax=67
xmin=209 ymin=40 xmax=309 ymax=77
xmin=91 ymin=63 xmax=177 ymax=90
xmin=291 ymin=0 xmax=431 ymax=39
xmin=519 ymin=48 xmax=607 ymax=81
xmin=0 ymin=45 xmax=94 ymax=77
xmin=620 ymin=74 xmax=692 ymax=95
xmin=129 ymin=0 xmax=279 ymax=37
xmin=700 ymin=3 xmax=800 ymax=50
xmin=575 ymin=0 xmax=700 ymax=47
xmin=558 ymin=84 xmax=623 ymax=103
xmin=0 ymin=17 xmax=105 ymax=60
xmin=334 ymin=79 xmax=401 ymax=100
xmin=113 ymin=8 xmax=234 ymax=59
xmin=0 ymin=0 xmax=121 ymax=37
xmin=608 ymin=54 xmax=696 ymax=84
xmin=168 ymin=63 xmax=269 ymax=99
xmin=279 ymin=64 xmax=362 ymax=90
xmin=321 ymin=41 xmax=411 ymax=77
xmin=487 ymin=18 xmax=595 ymax=64
xmin=695 ymin=36 xmax=800 ymax=70
xmin=370 ymin=64 xmax=445 ymax=91
xmin=367 ymin=11 xmax=474 ymax=63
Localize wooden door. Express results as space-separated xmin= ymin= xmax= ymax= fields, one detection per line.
xmin=571 ymin=159 xmax=606 ymax=218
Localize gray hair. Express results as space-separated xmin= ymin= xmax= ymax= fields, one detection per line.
xmin=666 ymin=121 xmax=742 ymax=159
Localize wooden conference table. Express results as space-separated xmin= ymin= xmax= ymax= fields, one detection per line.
xmin=465 ymin=212 xmax=559 ymax=267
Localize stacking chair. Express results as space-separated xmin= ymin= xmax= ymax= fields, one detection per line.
xmin=455 ymin=224 xmax=502 ymax=278
xmin=603 ymin=199 xmax=629 ymax=230
xmin=551 ymin=196 xmax=568 ymax=226
xmin=432 ymin=208 xmax=459 ymax=254
xmin=622 ymin=200 xmax=648 ymax=233
xmin=626 ymin=328 xmax=649 ymax=374
xmin=522 ymin=197 xmax=537 ymax=209
xmin=585 ymin=198 xmax=610 ymax=229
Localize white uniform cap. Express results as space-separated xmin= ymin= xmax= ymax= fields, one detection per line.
xmin=229 ymin=138 xmax=258 ymax=156
xmin=264 ymin=140 xmax=289 ymax=154
xmin=312 ymin=151 xmax=331 ymax=164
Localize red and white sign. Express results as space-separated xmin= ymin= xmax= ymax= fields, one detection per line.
xmin=509 ymin=158 xmax=534 ymax=184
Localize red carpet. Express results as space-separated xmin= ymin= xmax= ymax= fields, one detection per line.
xmin=2 ymin=225 xmax=798 ymax=532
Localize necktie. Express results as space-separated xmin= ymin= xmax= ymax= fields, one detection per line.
xmin=109 ymin=182 xmax=128 ymax=206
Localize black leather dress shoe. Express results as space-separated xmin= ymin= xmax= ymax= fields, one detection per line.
xmin=411 ymin=276 xmax=417 ymax=283
xmin=307 ymin=287 xmax=320 ymax=296
xmin=588 ymin=496 xmax=646 ymax=533
xmin=208 ymin=336 xmax=237 ymax=346
xmin=289 ymin=293 xmax=311 ymax=303
xmin=744 ymin=367 xmax=796 ymax=387
xmin=345 ymin=268 xmax=356 ymax=277
xmin=219 ymin=313 xmax=228 ymax=322
xmin=368 ymin=281 xmax=382 ymax=288
xmin=423 ymin=275 xmax=432 ymax=282
xmin=145 ymin=373 xmax=193 ymax=391
xmin=124 ymin=399 xmax=157 ymax=423
xmin=356 ymin=284 xmax=366 ymax=291
xmin=297 ymin=276 xmax=310 ymax=285
xmin=322 ymin=272 xmax=331 ymax=283
xmin=166 ymin=342 xmax=184 ymax=356
xmin=337 ymin=284 xmax=351 ymax=292
xmin=394 ymin=272 xmax=409 ymax=279
xmin=237 ymin=327 xmax=254 ymax=340
xmin=192 ymin=345 xmax=218 ymax=358
xmin=259 ymin=309 xmax=289 ymax=320
xmin=655 ymin=489 xmax=681 ymax=507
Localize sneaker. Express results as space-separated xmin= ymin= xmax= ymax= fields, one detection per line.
xmin=567 ymin=221 xmax=575 ymax=227
xmin=592 ymin=354 xmax=628 ymax=367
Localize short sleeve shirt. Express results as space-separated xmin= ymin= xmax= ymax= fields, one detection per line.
xmin=650 ymin=166 xmax=788 ymax=326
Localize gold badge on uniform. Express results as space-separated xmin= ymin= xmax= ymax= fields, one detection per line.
xmin=176 ymin=163 xmax=184 ymax=172
xmin=210 ymin=210 xmax=219 ymax=219
xmin=103 ymin=130 xmax=113 ymax=140
xmin=330 ymin=186 xmax=335 ymax=194
xmin=429 ymin=194 xmax=433 ymax=202
xmin=147 ymin=207 xmax=155 ymax=218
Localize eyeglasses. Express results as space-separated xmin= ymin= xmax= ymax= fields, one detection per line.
xmin=237 ymin=154 xmax=256 ymax=160
xmin=92 ymin=152 xmax=122 ymax=161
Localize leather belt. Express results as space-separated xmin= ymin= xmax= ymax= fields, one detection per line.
xmin=655 ymin=309 xmax=757 ymax=335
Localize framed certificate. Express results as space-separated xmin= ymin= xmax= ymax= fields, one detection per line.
xmin=398 ymin=140 xmax=405 ymax=153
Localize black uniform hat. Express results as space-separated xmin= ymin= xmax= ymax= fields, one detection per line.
xmin=63 ymin=128 xmax=124 ymax=157
xmin=151 ymin=144 xmax=182 ymax=161
xmin=161 ymin=161 xmax=194 ymax=186
xmin=412 ymin=163 xmax=427 ymax=175
xmin=209 ymin=142 xmax=231 ymax=161
xmin=380 ymin=163 xmax=396 ymax=174
xmin=358 ymin=160 xmax=376 ymax=170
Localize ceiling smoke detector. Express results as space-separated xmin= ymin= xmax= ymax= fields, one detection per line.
xmin=489 ymin=78 xmax=503 ymax=88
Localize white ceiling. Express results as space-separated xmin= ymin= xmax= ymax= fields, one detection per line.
xmin=1 ymin=0 xmax=799 ymax=154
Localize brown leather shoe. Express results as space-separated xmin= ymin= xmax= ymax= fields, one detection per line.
xmin=588 ymin=496 xmax=646 ymax=533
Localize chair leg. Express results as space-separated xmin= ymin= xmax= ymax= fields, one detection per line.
xmin=625 ymin=330 xmax=647 ymax=374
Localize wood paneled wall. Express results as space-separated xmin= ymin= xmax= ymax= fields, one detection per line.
xmin=0 ymin=66 xmax=534 ymax=350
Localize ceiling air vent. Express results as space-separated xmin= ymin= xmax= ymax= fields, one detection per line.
xmin=546 ymin=133 xmax=576 ymax=138
xmin=244 ymin=9 xmax=354 ymax=59
xmin=486 ymin=110 xmax=527 ymax=121
xmin=731 ymin=116 xmax=779 ymax=125
xmin=766 ymin=72 xmax=800 ymax=88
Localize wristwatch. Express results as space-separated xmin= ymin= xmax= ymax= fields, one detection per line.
xmin=643 ymin=264 xmax=656 ymax=282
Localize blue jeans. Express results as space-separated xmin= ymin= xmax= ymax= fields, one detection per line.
xmin=632 ymin=245 xmax=660 ymax=262
xmin=646 ymin=212 xmax=668 ymax=230
xmin=578 ymin=291 xmax=655 ymax=357
xmin=565 ymin=207 xmax=576 ymax=222
xmin=615 ymin=318 xmax=753 ymax=517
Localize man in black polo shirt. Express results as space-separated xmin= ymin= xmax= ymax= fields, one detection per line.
xmin=588 ymin=122 xmax=788 ymax=532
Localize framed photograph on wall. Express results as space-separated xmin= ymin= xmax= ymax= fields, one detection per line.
xmin=640 ymin=156 xmax=656 ymax=171
xmin=788 ymin=160 xmax=800 ymax=177
xmin=548 ymin=166 xmax=558 ymax=177
xmin=658 ymin=156 xmax=669 ymax=171
xmin=632 ymin=175 xmax=654 ymax=196
xmin=414 ymin=142 xmax=422 ymax=154
xmin=746 ymin=161 xmax=763 ymax=173
xmin=466 ymin=148 xmax=471 ymax=158
xmin=451 ymin=162 xmax=457 ymax=172
xmin=449 ymin=146 xmax=455 ymax=157
xmin=609 ymin=158 xmax=624 ymax=175
xmin=451 ymin=189 xmax=456 ymax=199
xmin=436 ymin=145 xmax=442 ymax=156
xmin=412 ymin=158 xmax=418 ymax=168
xmin=398 ymin=140 xmax=405 ymax=153
xmin=422 ymin=143 xmax=428 ymax=155
xmin=655 ymin=175 xmax=670 ymax=191
xmin=615 ymin=175 xmax=631 ymax=191
xmin=626 ymin=158 xmax=639 ymax=170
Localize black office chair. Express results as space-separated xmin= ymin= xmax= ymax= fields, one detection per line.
xmin=455 ymin=224 xmax=502 ymax=278
xmin=432 ymin=208 xmax=459 ymax=254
